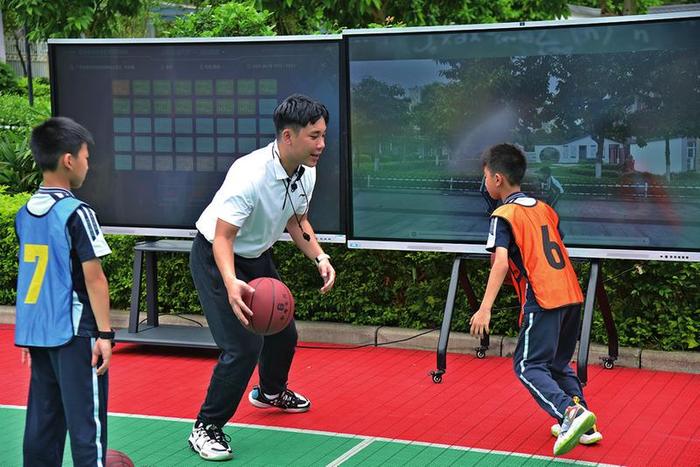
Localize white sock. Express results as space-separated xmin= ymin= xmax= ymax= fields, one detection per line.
xmin=264 ymin=392 xmax=279 ymax=400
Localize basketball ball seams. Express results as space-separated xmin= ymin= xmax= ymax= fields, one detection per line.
xmin=265 ymin=278 xmax=275 ymax=335
xmin=243 ymin=277 xmax=293 ymax=335
xmin=248 ymin=284 xmax=257 ymax=325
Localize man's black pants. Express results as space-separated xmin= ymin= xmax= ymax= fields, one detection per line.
xmin=190 ymin=232 xmax=297 ymax=427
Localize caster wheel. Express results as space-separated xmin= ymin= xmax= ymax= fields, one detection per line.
xmin=432 ymin=374 xmax=442 ymax=384
xmin=476 ymin=350 xmax=486 ymax=359
xmin=603 ymin=360 xmax=614 ymax=369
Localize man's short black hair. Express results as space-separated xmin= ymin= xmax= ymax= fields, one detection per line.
xmin=481 ymin=143 xmax=527 ymax=186
xmin=30 ymin=117 xmax=94 ymax=171
xmin=273 ymin=94 xmax=329 ymax=134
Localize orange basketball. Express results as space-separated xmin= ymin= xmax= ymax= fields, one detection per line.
xmin=106 ymin=449 xmax=134 ymax=467
xmin=242 ymin=277 xmax=295 ymax=335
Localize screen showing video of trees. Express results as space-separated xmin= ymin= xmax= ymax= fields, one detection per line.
xmin=348 ymin=18 xmax=700 ymax=252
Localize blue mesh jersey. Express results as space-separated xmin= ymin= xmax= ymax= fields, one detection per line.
xmin=15 ymin=188 xmax=111 ymax=347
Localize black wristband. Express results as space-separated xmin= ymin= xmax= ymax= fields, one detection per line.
xmin=97 ymin=330 xmax=115 ymax=340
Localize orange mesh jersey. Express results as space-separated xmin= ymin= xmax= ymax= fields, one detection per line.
xmin=492 ymin=199 xmax=583 ymax=311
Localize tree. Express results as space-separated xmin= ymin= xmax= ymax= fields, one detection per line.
xmin=576 ymin=0 xmax=699 ymax=16
xmin=259 ymin=0 xmax=570 ymax=35
xmin=630 ymin=49 xmax=700 ymax=181
xmin=548 ymin=53 xmax=640 ymax=177
xmin=0 ymin=0 xmax=150 ymax=40
xmin=351 ymin=77 xmax=411 ymax=171
xmin=159 ymin=1 xmax=274 ymax=38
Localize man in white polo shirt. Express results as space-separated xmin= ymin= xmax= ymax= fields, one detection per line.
xmin=187 ymin=94 xmax=336 ymax=461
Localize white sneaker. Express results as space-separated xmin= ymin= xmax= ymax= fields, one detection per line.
xmin=551 ymin=423 xmax=603 ymax=445
xmin=249 ymin=386 xmax=311 ymax=413
xmin=553 ymin=404 xmax=596 ymax=456
xmin=188 ymin=420 xmax=233 ymax=461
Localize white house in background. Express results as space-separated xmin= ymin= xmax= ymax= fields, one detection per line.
xmin=630 ymin=137 xmax=698 ymax=175
xmin=533 ymin=136 xmax=623 ymax=164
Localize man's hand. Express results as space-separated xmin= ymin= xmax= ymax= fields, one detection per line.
xmin=470 ymin=307 xmax=492 ymax=337
xmin=20 ymin=348 xmax=31 ymax=367
xmin=92 ymin=338 xmax=112 ymax=376
xmin=317 ymin=259 xmax=336 ymax=294
xmin=227 ymin=278 xmax=255 ymax=326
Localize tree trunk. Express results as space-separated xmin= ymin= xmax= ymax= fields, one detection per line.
xmin=665 ymin=136 xmax=671 ymax=182
xmin=599 ymin=0 xmax=614 ymax=16
xmin=595 ymin=136 xmax=604 ymax=178
xmin=623 ymin=0 xmax=636 ymax=15
xmin=13 ymin=31 xmax=26 ymax=76
xmin=0 ymin=11 xmax=6 ymax=62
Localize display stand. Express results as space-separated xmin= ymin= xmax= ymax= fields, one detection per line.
xmin=431 ymin=255 xmax=619 ymax=385
xmin=114 ymin=239 xmax=217 ymax=349
xmin=430 ymin=254 xmax=490 ymax=383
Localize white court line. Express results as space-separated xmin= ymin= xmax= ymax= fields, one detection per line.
xmin=0 ymin=405 xmax=622 ymax=466
xmin=326 ymin=437 xmax=376 ymax=466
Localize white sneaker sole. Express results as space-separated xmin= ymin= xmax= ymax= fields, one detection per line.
xmin=248 ymin=391 xmax=310 ymax=413
xmin=188 ymin=438 xmax=233 ymax=461
xmin=551 ymin=424 xmax=603 ymax=445
xmin=553 ymin=410 xmax=596 ymax=456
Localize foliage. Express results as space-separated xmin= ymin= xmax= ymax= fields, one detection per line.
xmin=259 ymin=0 xmax=571 ymax=34
xmin=16 ymin=77 xmax=51 ymax=99
xmin=0 ymin=94 xmax=51 ymax=129
xmin=0 ymin=132 xmax=41 ymax=193
xmin=0 ymin=62 xmax=21 ymax=95
xmin=588 ymin=260 xmax=700 ymax=351
xmin=159 ymin=1 xmax=274 ymax=38
xmin=0 ymin=193 xmax=697 ymax=351
xmin=0 ymin=0 xmax=151 ymax=39
xmin=0 ymin=188 xmax=29 ymax=304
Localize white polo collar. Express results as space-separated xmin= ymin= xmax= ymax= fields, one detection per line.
xmin=271 ymin=140 xmax=303 ymax=181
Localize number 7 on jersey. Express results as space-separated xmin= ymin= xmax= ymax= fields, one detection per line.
xmin=23 ymin=244 xmax=49 ymax=304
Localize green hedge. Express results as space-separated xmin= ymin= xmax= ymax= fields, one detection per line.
xmin=1 ymin=190 xmax=698 ymax=351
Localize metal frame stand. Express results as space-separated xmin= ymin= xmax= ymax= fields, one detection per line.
xmin=577 ymin=259 xmax=619 ymax=385
xmin=115 ymin=239 xmax=217 ymax=348
xmin=431 ymin=254 xmax=489 ymax=383
xmin=431 ymin=255 xmax=619 ymax=385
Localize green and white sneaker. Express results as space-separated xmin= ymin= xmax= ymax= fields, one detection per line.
xmin=551 ymin=423 xmax=603 ymax=445
xmin=553 ymin=404 xmax=597 ymax=456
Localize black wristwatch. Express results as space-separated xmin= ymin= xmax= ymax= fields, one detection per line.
xmin=97 ymin=330 xmax=115 ymax=340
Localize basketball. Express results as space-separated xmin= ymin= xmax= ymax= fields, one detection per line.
xmin=106 ymin=449 xmax=134 ymax=467
xmin=242 ymin=277 xmax=295 ymax=336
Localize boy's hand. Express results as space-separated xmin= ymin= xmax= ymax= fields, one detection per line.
xmin=92 ymin=338 xmax=112 ymax=376
xmin=20 ymin=348 xmax=31 ymax=367
xmin=470 ymin=308 xmax=492 ymax=337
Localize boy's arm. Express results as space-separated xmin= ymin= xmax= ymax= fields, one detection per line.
xmin=470 ymin=247 xmax=509 ymax=337
xmin=82 ymin=259 xmax=112 ymax=375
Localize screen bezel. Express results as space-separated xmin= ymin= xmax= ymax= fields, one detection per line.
xmin=48 ymin=35 xmax=347 ymax=242
xmin=344 ymin=12 xmax=700 ymax=260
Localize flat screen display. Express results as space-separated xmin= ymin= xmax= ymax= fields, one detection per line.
xmin=347 ymin=15 xmax=700 ymax=259
xmin=50 ymin=38 xmax=345 ymax=238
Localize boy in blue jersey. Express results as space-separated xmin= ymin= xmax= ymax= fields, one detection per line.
xmin=15 ymin=117 xmax=113 ymax=466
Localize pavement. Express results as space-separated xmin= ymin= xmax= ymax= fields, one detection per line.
xmin=1 ymin=305 xmax=698 ymax=374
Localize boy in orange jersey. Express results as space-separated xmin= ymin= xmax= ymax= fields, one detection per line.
xmin=470 ymin=143 xmax=601 ymax=456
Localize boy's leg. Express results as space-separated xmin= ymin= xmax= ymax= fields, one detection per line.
xmin=23 ymin=348 xmax=67 ymax=467
xmin=513 ymin=308 xmax=574 ymax=420
xmin=56 ymin=337 xmax=108 ymax=467
xmin=549 ymin=304 xmax=602 ymax=445
xmin=551 ymin=305 xmax=586 ymax=407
